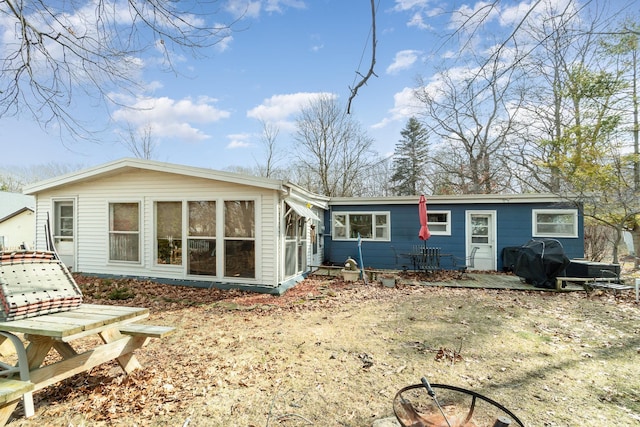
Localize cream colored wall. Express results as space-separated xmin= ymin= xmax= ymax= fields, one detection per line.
xmin=0 ymin=210 xmax=35 ymax=250
xmin=33 ymin=169 xmax=280 ymax=287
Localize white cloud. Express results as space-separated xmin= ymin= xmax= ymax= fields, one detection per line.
xmin=225 ymin=1 xmax=262 ymax=18
xmin=113 ymin=96 xmax=231 ymax=141
xmin=372 ymin=87 xmax=422 ymax=128
xmin=393 ymin=0 xmax=430 ymax=12
xmin=226 ymin=133 xmax=253 ymax=149
xmin=246 ymin=92 xmax=335 ymax=131
xmin=225 ymin=0 xmax=306 ymax=18
xmin=407 ymin=12 xmax=432 ymax=30
xmin=386 ymin=50 xmax=421 ymax=74
xmin=264 ymin=0 xmax=307 ymax=14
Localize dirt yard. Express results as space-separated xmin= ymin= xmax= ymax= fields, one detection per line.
xmin=7 ymin=272 xmax=640 ymax=427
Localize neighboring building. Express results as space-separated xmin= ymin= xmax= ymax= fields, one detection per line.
xmin=23 ymin=159 xmax=328 ymax=293
xmin=23 ymin=158 xmax=585 ymax=292
xmin=0 ymin=191 xmax=36 ymax=251
xmin=324 ymin=195 xmax=584 ymax=272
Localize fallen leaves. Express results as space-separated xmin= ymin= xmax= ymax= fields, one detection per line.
xmin=12 ymin=272 xmax=637 ymax=426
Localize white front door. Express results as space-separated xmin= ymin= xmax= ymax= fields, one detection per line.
xmin=53 ymin=200 xmax=75 ymax=271
xmin=466 ymin=211 xmax=497 ymax=270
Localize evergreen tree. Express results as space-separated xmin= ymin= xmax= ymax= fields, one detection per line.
xmin=391 ymin=117 xmax=429 ymax=195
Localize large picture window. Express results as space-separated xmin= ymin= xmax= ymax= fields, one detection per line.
xmin=109 ymin=202 xmax=140 ymax=262
xmin=332 ymin=212 xmax=390 ymax=241
xmin=532 ymin=209 xmax=578 ymax=238
xmin=156 ymin=201 xmax=182 ymax=265
xmin=224 ymin=200 xmax=255 ymax=278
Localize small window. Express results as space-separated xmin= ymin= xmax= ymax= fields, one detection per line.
xmin=533 ymin=209 xmax=578 ymax=238
xmin=331 ymin=212 xmax=390 ymax=241
xmin=109 ymin=202 xmax=140 ymax=262
xmin=427 ymin=211 xmax=451 ymax=235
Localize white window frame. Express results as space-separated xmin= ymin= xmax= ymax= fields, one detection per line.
xmin=427 ymin=210 xmax=451 ymax=236
xmin=331 ymin=211 xmax=391 ymax=241
xmin=532 ymin=209 xmax=578 ymax=238
xmin=108 ymin=201 xmax=141 ymax=264
xmin=154 ymin=200 xmax=184 ymax=267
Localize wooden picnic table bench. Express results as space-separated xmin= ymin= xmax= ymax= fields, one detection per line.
xmin=0 ymin=304 xmax=176 ymax=423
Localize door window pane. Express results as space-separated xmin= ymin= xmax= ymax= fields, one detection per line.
xmin=55 ymin=203 xmax=74 ymax=237
xmin=471 ymin=216 xmax=489 ymax=244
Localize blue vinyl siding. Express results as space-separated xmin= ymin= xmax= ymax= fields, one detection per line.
xmin=324 ymin=201 xmax=584 ymax=271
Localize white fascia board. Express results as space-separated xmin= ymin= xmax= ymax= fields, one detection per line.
xmin=328 ymin=193 xmax=574 ymax=206
xmin=24 ymin=158 xmax=288 ymax=194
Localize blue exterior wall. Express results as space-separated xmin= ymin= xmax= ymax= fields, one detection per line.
xmin=323 ymin=200 xmax=584 ymax=271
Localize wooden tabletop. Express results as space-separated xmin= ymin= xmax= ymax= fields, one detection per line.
xmin=0 ymin=304 xmax=149 ymax=340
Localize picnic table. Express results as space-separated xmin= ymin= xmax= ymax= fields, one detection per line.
xmin=0 ymin=303 xmax=175 ymax=423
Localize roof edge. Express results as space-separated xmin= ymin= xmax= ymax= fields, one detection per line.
xmin=329 ymin=193 xmax=577 ymax=206
xmin=23 ymin=158 xmax=289 ymax=194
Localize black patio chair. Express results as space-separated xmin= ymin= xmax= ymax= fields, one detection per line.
xmin=453 ymin=246 xmax=479 ymax=277
xmin=390 ymin=246 xmax=409 ymax=271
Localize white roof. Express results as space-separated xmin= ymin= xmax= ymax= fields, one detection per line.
xmin=23 ymin=158 xmax=329 ymax=209
xmin=0 ymin=191 xmax=35 ymax=222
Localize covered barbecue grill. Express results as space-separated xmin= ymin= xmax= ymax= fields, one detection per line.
xmin=513 ymin=239 xmax=570 ymax=289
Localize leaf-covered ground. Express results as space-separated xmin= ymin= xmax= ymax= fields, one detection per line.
xmin=7 ymin=272 xmax=640 ymax=427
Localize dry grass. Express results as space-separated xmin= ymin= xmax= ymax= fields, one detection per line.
xmin=7 ymin=273 xmax=640 ymax=427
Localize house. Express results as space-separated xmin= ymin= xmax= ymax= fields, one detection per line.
xmin=324 ymin=194 xmax=584 ymax=272
xmin=22 ymin=159 xmax=328 ymax=293
xmin=23 ymin=158 xmax=584 ymax=292
xmin=0 ymin=191 xmax=35 ymax=251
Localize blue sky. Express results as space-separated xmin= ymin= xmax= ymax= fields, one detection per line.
xmin=0 ymin=0 xmax=632 ymax=172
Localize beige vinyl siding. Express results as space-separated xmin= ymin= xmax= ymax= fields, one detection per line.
xmin=34 ymin=169 xmax=281 ymax=287
xmin=33 ymin=198 xmax=53 ymax=251
xmin=0 ymin=211 xmax=35 ymax=250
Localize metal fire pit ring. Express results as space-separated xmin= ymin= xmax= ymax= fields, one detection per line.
xmin=393 ymin=380 xmax=525 ymax=427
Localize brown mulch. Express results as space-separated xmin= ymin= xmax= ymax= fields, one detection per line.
xmin=73 ymin=270 xmax=639 ymax=314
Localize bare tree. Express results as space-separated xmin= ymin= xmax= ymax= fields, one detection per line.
xmin=0 ymin=1 xmax=236 ymax=138
xmin=415 ymin=58 xmax=522 ymax=194
xmin=121 ymin=124 xmax=156 ymax=160
xmin=255 ymin=119 xmax=285 ymax=179
xmin=505 ymin=0 xmax=611 ymax=194
xmin=0 ymin=162 xmax=85 ymax=191
xmin=294 ymin=95 xmax=376 ymax=197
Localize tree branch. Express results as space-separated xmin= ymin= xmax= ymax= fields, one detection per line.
xmin=347 ymin=0 xmax=377 ymax=114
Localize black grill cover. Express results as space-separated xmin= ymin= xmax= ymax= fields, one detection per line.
xmin=513 ymin=239 xmax=570 ymax=288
